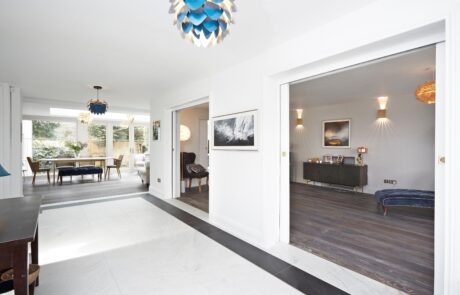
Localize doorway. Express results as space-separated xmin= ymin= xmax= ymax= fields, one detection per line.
xmin=279 ymin=43 xmax=444 ymax=295
xmin=173 ymin=102 xmax=210 ymax=213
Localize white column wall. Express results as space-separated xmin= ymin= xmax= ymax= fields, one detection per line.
xmin=0 ymin=83 xmax=22 ymax=198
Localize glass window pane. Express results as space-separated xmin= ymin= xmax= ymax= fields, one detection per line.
xmin=134 ymin=126 xmax=149 ymax=154
xmin=87 ymin=124 xmax=107 ymax=157
xmin=32 ymin=120 xmax=76 ymax=160
xmin=113 ymin=125 xmax=129 ymax=167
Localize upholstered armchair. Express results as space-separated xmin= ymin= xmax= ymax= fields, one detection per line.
xmin=135 ymin=153 xmax=150 ymax=186
xmin=180 ymin=152 xmax=209 ymax=192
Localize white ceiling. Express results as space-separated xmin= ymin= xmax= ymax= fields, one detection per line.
xmin=0 ymin=0 xmax=376 ymax=109
xmin=290 ymin=46 xmax=436 ymax=109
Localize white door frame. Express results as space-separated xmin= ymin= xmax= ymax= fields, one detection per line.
xmin=277 ymin=23 xmax=445 ymax=294
xmin=169 ymin=97 xmax=210 ymax=199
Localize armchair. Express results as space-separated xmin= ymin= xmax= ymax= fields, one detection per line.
xmin=180 ymin=152 xmax=209 ymax=193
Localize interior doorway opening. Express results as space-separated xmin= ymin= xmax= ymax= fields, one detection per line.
xmin=284 ymin=44 xmax=441 ymax=295
xmin=173 ymin=102 xmax=210 ymax=213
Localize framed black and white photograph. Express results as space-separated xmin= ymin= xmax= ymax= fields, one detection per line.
xmin=212 ymin=110 xmax=258 ymax=150
xmin=323 ymin=119 xmax=351 ymax=148
xmin=152 ymin=120 xmax=161 ymax=141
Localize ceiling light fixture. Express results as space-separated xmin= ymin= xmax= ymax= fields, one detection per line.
xmin=169 ymin=0 xmax=236 ymax=48
xmin=87 ymin=86 xmax=109 ymax=115
xmin=415 ymin=80 xmax=436 ymax=104
xmin=78 ymin=111 xmax=92 ymax=124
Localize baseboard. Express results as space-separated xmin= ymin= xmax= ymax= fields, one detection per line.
xmin=149 ymin=186 xmax=165 ymax=198
xmin=210 ymin=213 xmax=269 ymax=249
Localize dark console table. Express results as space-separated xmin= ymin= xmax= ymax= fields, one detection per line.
xmin=303 ymin=162 xmax=368 ymax=191
xmin=0 ymin=196 xmax=41 ymax=295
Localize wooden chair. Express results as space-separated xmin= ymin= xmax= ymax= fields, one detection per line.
xmin=0 ymin=264 xmax=40 ymax=295
xmin=105 ymin=155 xmax=123 ymax=180
xmin=27 ymin=157 xmax=50 ymax=186
xmin=180 ymin=152 xmax=209 ymax=193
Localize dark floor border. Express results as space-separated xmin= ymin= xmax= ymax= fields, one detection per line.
xmin=142 ymin=194 xmax=349 ymax=295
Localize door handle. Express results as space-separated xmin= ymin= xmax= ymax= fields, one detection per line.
xmin=439 ymin=156 xmax=446 ymax=164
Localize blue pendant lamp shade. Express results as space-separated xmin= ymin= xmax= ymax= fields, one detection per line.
xmin=87 ymin=86 xmax=109 ymax=115
xmin=170 ymin=0 xmax=236 ymax=48
xmin=0 ymin=164 xmax=10 ymax=177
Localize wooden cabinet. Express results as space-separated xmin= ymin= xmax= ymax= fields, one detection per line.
xmin=303 ymin=162 xmax=368 ymax=189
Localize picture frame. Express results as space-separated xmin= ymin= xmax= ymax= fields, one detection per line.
xmin=322 ymin=119 xmax=351 ymax=148
xmin=152 ymin=120 xmax=161 ymax=141
xmin=211 ymin=110 xmax=258 ymax=150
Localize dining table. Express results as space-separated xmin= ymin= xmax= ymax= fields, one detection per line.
xmin=40 ymin=157 xmax=113 ymax=184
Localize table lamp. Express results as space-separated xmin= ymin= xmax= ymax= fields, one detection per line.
xmin=0 ymin=164 xmax=10 ymax=177
xmin=356 ymin=147 xmax=368 ymax=166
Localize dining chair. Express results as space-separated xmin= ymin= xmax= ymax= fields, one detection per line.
xmin=27 ymin=157 xmax=50 ymax=186
xmin=0 ymin=264 xmax=40 ymax=295
xmin=105 ymin=155 xmax=124 ymax=180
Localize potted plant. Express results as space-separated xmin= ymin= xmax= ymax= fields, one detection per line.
xmin=65 ymin=141 xmax=87 ymax=158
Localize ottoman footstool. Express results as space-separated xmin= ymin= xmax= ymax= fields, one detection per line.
xmin=374 ymin=189 xmax=435 ymax=215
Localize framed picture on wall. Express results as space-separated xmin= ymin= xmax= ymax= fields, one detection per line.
xmin=152 ymin=120 xmax=161 ymax=141
xmin=211 ymin=110 xmax=258 ymax=150
xmin=323 ymin=119 xmax=351 ymax=148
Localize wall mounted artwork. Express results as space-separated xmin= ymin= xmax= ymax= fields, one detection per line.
xmin=323 ymin=119 xmax=351 ymax=148
xmin=152 ymin=120 xmax=161 ymax=141
xmin=212 ymin=110 xmax=257 ymax=150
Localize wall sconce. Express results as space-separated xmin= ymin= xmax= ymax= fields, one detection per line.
xmin=377 ymin=96 xmax=388 ymax=119
xmin=180 ymin=124 xmax=191 ymax=141
xmin=295 ymin=109 xmax=304 ymax=128
xmin=356 ymin=146 xmax=368 ymax=166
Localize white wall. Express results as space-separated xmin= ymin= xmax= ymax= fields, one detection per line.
xmin=151 ymin=0 xmax=449 ymax=245
xmin=290 ymin=96 xmax=435 ymax=193
xmin=0 ymin=83 xmax=22 ymax=198
xmin=149 ymin=1 xmax=460 ymax=292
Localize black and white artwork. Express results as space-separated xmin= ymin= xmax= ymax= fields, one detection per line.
xmin=212 ymin=110 xmax=257 ymax=150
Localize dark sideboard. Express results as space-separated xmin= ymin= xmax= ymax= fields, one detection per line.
xmin=303 ymin=162 xmax=368 ymax=191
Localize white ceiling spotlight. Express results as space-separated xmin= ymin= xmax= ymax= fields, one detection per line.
xmin=169 ymin=0 xmax=236 ymax=48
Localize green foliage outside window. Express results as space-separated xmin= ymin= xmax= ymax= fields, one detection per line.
xmin=32 ymin=120 xmax=60 ymax=139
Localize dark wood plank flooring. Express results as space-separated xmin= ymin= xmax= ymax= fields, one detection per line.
xmin=178 ymin=187 xmax=209 ymax=213
xmin=23 ymin=171 xmax=148 ymax=205
xmin=290 ymin=182 xmax=434 ymax=295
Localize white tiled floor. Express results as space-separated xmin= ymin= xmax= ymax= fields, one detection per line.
xmin=32 ymin=197 xmax=301 ymax=295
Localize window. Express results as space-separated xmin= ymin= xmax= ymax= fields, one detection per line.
xmin=87 ymin=124 xmax=107 ymax=157
xmin=134 ymin=125 xmax=149 ymax=154
xmin=113 ymin=125 xmax=129 ymax=167
xmin=32 ymin=120 xmax=76 ymax=160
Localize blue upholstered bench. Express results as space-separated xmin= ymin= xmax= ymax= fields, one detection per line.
xmin=374 ymin=189 xmax=435 ymax=215
xmin=58 ymin=167 xmax=103 ymax=184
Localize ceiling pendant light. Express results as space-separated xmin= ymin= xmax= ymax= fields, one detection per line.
xmin=415 ymin=80 xmax=436 ymax=104
xmin=87 ymin=86 xmax=109 ymax=115
xmin=169 ymin=0 xmax=237 ymax=48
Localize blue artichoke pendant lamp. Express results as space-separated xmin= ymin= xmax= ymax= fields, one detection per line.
xmin=0 ymin=164 xmax=10 ymax=177
xmin=87 ymin=86 xmax=108 ymax=115
xmin=170 ymin=0 xmax=236 ymax=48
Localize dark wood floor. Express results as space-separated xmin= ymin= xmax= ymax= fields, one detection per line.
xmin=24 ymin=171 xmax=148 ymax=205
xmin=290 ymin=182 xmax=434 ymax=295
xmin=178 ymin=187 xmax=209 ymax=213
